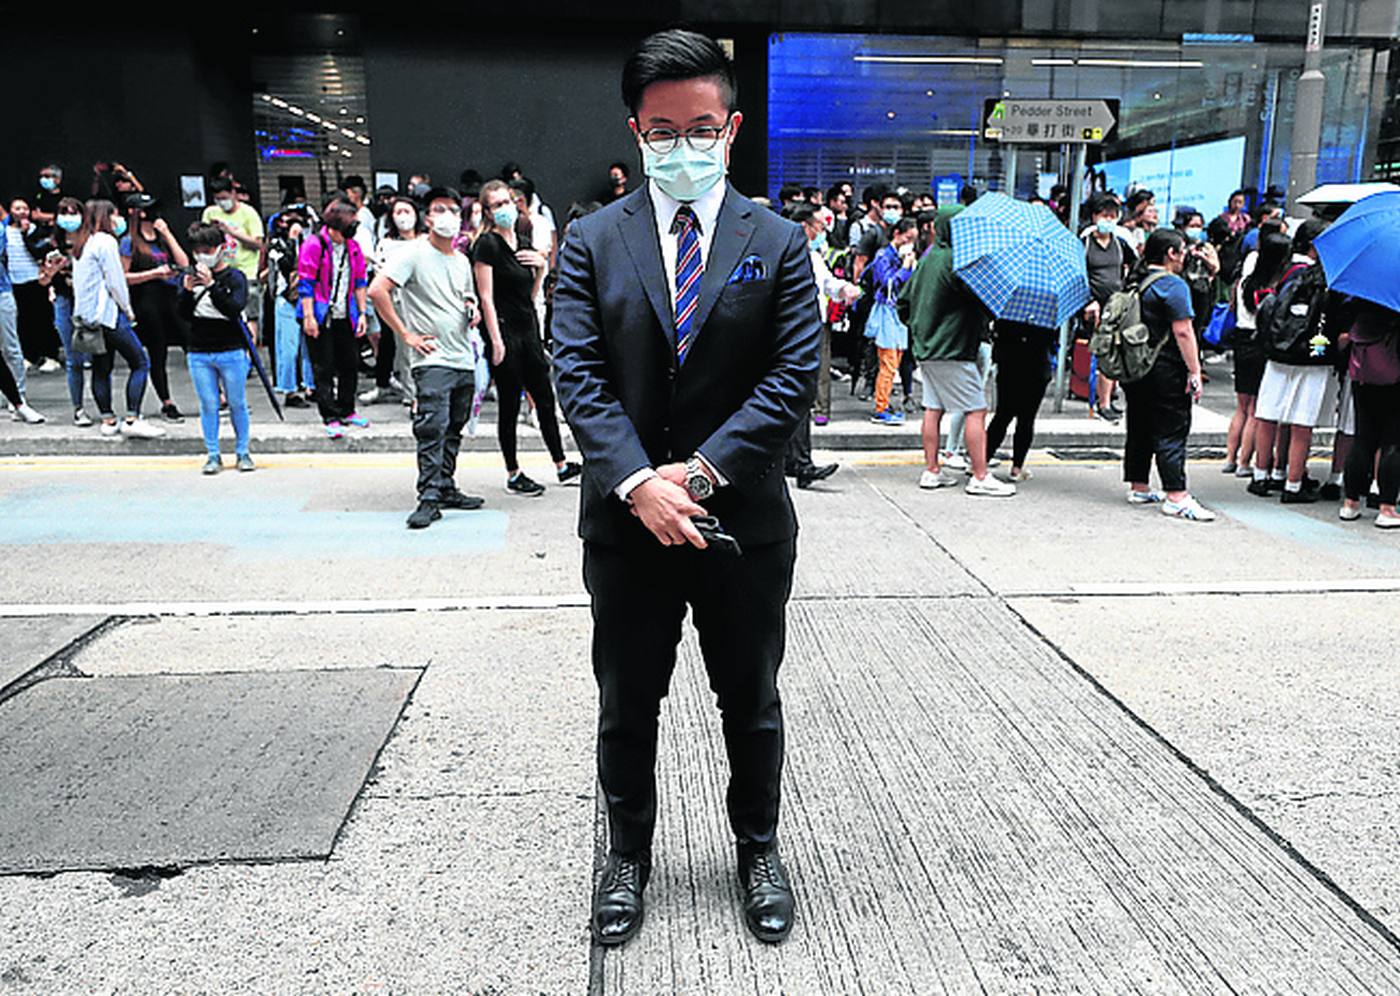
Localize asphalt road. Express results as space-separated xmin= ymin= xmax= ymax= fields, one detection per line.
xmin=0 ymin=449 xmax=1396 ymax=993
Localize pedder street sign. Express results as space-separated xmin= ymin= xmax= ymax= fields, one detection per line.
xmin=983 ymin=98 xmax=1120 ymax=145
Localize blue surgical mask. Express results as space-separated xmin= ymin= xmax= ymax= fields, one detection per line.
xmin=492 ymin=204 xmax=519 ymax=230
xmin=641 ymin=139 xmax=728 ymax=203
xmin=55 ymin=213 xmax=81 ymax=233
xmin=112 ymin=216 xmax=128 ymax=237
xmin=808 ymin=232 xmax=828 ymax=254
xmin=882 ymin=209 xmax=901 ymax=226
xmin=1186 ymin=227 xmax=1206 ymax=242
xmin=39 ymin=176 xmax=57 ymax=192
xmin=1095 ymin=218 xmax=1116 ymax=235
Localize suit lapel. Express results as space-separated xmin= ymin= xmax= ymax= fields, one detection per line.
xmin=617 ymin=189 xmax=675 ymax=347
xmin=693 ymin=185 xmax=757 ymax=338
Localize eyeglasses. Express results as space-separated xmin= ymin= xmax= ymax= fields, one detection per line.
xmin=637 ymin=119 xmax=731 ymax=155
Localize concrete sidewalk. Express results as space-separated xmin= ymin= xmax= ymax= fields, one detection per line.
xmin=1 ymin=346 xmax=1261 ymax=456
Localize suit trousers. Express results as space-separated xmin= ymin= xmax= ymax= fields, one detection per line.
xmin=583 ymin=537 xmax=796 ymax=856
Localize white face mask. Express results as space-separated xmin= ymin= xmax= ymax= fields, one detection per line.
xmin=216 ymin=197 xmax=235 ymax=213
xmin=429 ymin=212 xmax=461 ymax=238
xmin=393 ymin=211 xmax=418 ymax=233
xmin=195 ymin=251 xmax=222 ymax=268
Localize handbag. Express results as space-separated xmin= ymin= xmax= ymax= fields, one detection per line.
xmin=866 ymin=297 xmax=909 ymax=351
xmin=71 ymin=315 xmax=110 ymax=356
xmin=1202 ymin=301 xmax=1236 ymax=347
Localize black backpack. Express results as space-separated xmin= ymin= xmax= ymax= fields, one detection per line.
xmin=1257 ymin=263 xmax=1330 ymax=366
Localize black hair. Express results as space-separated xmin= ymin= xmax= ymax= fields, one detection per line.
xmin=899 ymin=191 xmax=915 ymax=213
xmin=1292 ymin=217 xmax=1328 ymax=256
xmin=878 ymin=189 xmax=903 ymax=206
xmin=1228 ymin=189 xmax=1248 ymax=204
xmin=499 ymin=161 xmax=523 ymax=181
xmin=802 ymin=186 xmax=821 ymax=200
xmin=621 ymin=29 xmax=736 ymax=119
xmin=1089 ymin=193 xmax=1121 ymax=216
xmin=1258 ymin=201 xmax=1284 ymax=219
xmin=892 ymin=217 xmax=918 ymax=237
xmin=1244 ymin=231 xmax=1294 ymax=300
xmin=509 ymin=177 xmax=536 ymax=201
xmin=340 ymin=175 xmax=367 ymax=194
xmin=567 ymin=201 xmax=604 ymax=226
xmin=1174 ymin=208 xmax=1204 ymax=230
xmin=208 ymin=161 xmax=230 ymax=178
xmin=959 ymin=184 xmax=978 ymax=206
xmin=1126 ymin=228 xmax=1187 ymax=288
xmin=459 ymin=169 xmax=483 ymax=188
xmin=209 ymin=177 xmax=234 ymax=196
xmin=916 ymin=208 xmax=939 ymax=226
xmin=826 ymin=184 xmax=847 ymax=205
xmin=862 ymin=185 xmax=886 ymax=207
xmin=608 ymin=162 xmax=630 ymax=177
xmin=788 ymin=203 xmax=818 ymax=225
xmin=422 ymin=186 xmax=462 ymax=209
xmin=187 ymin=221 xmax=226 ymax=252
xmin=1125 ymin=189 xmax=1154 ymax=213
xmin=778 ymin=183 xmax=803 ymax=203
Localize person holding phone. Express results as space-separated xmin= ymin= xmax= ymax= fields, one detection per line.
xmin=370 ymin=187 xmax=501 ymax=529
xmin=297 ymin=197 xmax=370 ymax=438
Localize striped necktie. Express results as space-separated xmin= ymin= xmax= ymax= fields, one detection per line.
xmin=672 ymin=206 xmax=703 ymax=365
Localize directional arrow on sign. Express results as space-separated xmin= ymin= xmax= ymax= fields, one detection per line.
xmin=982 ymin=98 xmax=1120 ymax=145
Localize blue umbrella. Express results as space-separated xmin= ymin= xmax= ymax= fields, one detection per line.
xmin=950 ymin=193 xmax=1091 ymax=328
xmin=1313 ymin=190 xmax=1400 ymax=312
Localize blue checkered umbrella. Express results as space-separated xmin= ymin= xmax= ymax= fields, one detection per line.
xmin=951 ymin=193 xmax=1091 ymax=328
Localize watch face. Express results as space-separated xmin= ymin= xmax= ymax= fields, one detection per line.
xmin=689 ymin=473 xmax=713 ymax=499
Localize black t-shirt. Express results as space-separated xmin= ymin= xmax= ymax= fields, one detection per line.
xmin=471 ymin=230 xmax=538 ymax=340
xmin=856 ymin=224 xmax=889 ymax=262
xmin=1084 ymin=233 xmax=1133 ymax=305
xmin=34 ymin=189 xmax=63 ymax=218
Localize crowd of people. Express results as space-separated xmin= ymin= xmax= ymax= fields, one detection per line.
xmin=3 ymin=156 xmax=1397 ymax=529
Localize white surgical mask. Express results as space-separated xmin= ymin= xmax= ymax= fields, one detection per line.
xmin=641 ymin=139 xmax=727 ymax=203
xmin=195 ymin=251 xmax=222 ymax=268
xmin=430 ymin=212 xmax=461 ymax=238
xmin=216 ymin=197 xmax=235 ymax=213
xmin=393 ymin=212 xmax=418 ymax=233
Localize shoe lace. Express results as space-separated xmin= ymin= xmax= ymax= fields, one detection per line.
xmin=748 ymin=850 xmax=779 ymax=888
xmin=607 ymin=856 xmax=641 ymax=892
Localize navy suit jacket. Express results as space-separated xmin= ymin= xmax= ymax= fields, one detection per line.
xmin=552 ymin=183 xmax=821 ymax=549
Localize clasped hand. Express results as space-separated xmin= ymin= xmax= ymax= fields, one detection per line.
xmin=629 ymin=473 xmax=708 ymax=549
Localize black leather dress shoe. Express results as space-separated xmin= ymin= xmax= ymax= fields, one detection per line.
xmin=737 ymin=841 xmax=794 ymax=943
xmin=592 ymin=851 xmax=650 ymax=947
xmin=796 ymin=463 xmax=839 ymax=490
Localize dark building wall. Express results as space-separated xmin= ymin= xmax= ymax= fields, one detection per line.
xmin=1 ymin=22 xmax=255 ymax=227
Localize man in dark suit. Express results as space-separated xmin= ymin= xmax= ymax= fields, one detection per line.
xmin=552 ymin=29 xmax=821 ymax=948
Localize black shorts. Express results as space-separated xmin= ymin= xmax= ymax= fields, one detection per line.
xmin=1234 ymin=348 xmax=1266 ymax=396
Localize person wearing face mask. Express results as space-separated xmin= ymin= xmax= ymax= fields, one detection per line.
xmin=371 ymin=187 xmax=501 ymax=528
xmin=0 ymin=203 xmax=46 ymax=423
xmin=472 ymin=179 xmax=581 ymax=495
xmin=1120 ymin=228 xmax=1213 ymax=521
xmin=298 ymin=198 xmax=371 ymax=437
xmin=120 ymin=194 xmax=188 ymax=422
xmin=601 ymin=162 xmax=631 ymax=204
xmin=553 ymin=30 xmax=821 ymax=948
xmin=37 ymin=197 xmax=95 ymax=424
xmin=361 ymin=196 xmax=425 ymax=407
xmin=370 ymin=185 xmax=398 ymax=244
xmin=1174 ymin=210 xmax=1221 ymax=346
xmin=850 ymin=191 xmax=906 ymax=400
xmin=5 ymin=197 xmax=63 ymax=373
xmin=34 ymin=165 xmax=64 ymax=225
xmin=1082 ymin=194 xmax=1137 ymax=424
xmin=72 ymin=199 xmax=164 ymax=439
xmin=266 ymin=209 xmax=315 ymax=408
xmin=202 ymin=176 xmax=265 ymax=344
xmin=866 ymin=217 xmax=918 ymax=426
xmin=178 ymin=222 xmax=254 ymax=474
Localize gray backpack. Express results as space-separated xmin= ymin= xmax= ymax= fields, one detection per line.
xmin=1089 ymin=271 xmax=1171 ymax=383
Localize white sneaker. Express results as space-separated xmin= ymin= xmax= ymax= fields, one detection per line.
xmin=918 ymin=468 xmax=960 ymax=490
xmin=99 ymin=420 xmax=121 ymax=438
xmin=1161 ymin=495 xmax=1216 ymax=521
xmin=1339 ymin=504 xmax=1362 ymax=522
xmin=14 ymin=402 xmax=45 ymax=424
xmin=1375 ymin=512 xmax=1400 ymax=530
xmin=1008 ymin=468 xmax=1032 ymax=483
xmin=1127 ymin=489 xmax=1166 ymax=505
xmin=37 ymin=357 xmax=62 ymax=374
xmin=73 ymin=409 xmax=94 ymax=428
xmin=942 ymin=451 xmax=969 ymax=471
xmin=965 ymin=474 xmax=1016 ymax=497
xmin=357 ymin=386 xmax=382 ymax=404
xmin=120 ymin=418 xmax=166 ymax=439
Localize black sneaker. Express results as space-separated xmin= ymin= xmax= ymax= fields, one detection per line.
xmin=285 ymin=393 xmax=310 ymax=409
xmin=1265 ymin=477 xmax=1286 ymax=493
xmin=1246 ymin=478 xmax=1274 ymax=498
xmin=1095 ymin=404 xmax=1121 ymax=424
xmin=506 ymin=472 xmax=545 ymax=497
xmin=1318 ymin=482 xmax=1342 ymax=501
xmin=161 ymin=402 xmax=184 ymax=423
xmin=439 ymin=490 xmax=485 ymax=510
xmin=1280 ymin=488 xmax=1319 ymax=505
xmin=557 ymin=461 xmax=583 ymax=485
xmin=406 ymin=501 xmax=442 ymax=529
xmin=1367 ymin=493 xmax=1382 ymax=510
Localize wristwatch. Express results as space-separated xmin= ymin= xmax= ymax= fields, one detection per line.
xmin=684 ymin=457 xmax=714 ymax=502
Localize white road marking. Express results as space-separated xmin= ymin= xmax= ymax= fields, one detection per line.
xmin=0 ymin=595 xmax=592 ymax=619
xmin=1006 ymin=577 xmax=1400 ymax=598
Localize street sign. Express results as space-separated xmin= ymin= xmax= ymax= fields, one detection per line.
xmin=982 ymin=98 xmax=1120 ymax=145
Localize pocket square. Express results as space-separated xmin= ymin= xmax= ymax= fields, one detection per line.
xmin=726 ymin=254 xmax=767 ymax=286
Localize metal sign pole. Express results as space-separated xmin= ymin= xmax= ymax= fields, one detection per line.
xmin=1053 ymin=142 xmax=1089 ymax=413
xmin=1004 ymin=145 xmax=1019 ymax=197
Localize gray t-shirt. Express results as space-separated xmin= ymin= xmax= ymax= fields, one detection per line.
xmin=381 ymin=237 xmax=477 ymax=371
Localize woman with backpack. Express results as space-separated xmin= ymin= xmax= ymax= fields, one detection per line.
xmin=1120 ymin=228 xmax=1214 ymax=521
xmin=1224 ymin=231 xmax=1293 ymax=478
xmin=1339 ymin=302 xmax=1400 ymax=528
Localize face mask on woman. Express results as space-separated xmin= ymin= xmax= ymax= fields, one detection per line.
xmin=1186 ymin=226 xmax=1206 ymax=243
xmin=1095 ymin=218 xmax=1116 ymax=236
xmin=808 ymin=231 xmax=828 ymax=254
xmin=393 ymin=209 xmax=419 ymax=234
xmin=430 ymin=211 xmax=461 ymax=238
xmin=195 ymin=250 xmax=222 ymax=269
xmin=112 ymin=216 xmax=128 ymax=237
xmin=215 ymin=197 xmax=236 ymax=213
xmin=492 ymin=203 xmax=519 ymax=231
xmin=55 ymin=213 xmax=81 ymax=233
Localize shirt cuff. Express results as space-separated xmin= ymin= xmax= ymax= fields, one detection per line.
xmin=695 ymin=453 xmax=728 ymax=488
xmin=615 ymin=468 xmax=657 ymax=503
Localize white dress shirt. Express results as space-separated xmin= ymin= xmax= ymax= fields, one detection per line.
xmin=614 ymin=178 xmax=731 ymax=503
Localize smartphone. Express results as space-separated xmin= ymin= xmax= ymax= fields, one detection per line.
xmin=690 ymin=515 xmax=742 ymax=557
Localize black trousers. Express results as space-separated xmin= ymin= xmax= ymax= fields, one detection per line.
xmin=784 ymin=413 xmax=813 ymax=475
xmin=0 ymin=346 xmax=19 ymax=406
xmin=411 ymin=365 xmax=473 ymax=502
xmin=1123 ymin=353 xmax=1192 ymax=492
xmin=309 ymin=317 xmax=358 ymax=422
xmin=375 ymin=328 xmax=397 ymax=389
xmin=986 ymin=334 xmax=1051 ymax=468
xmin=132 ymin=283 xmax=182 ymax=405
xmin=490 ymin=331 xmax=565 ymax=471
xmin=12 ymin=281 xmax=58 ymax=363
xmin=583 ymin=537 xmax=796 ymax=856
xmin=1345 ymin=382 xmax=1400 ymax=505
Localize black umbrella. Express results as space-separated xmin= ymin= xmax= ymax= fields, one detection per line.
xmin=237 ymin=317 xmax=285 ymax=421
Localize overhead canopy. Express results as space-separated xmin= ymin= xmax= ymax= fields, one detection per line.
xmin=1296 ymin=183 xmax=1400 ymax=207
